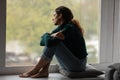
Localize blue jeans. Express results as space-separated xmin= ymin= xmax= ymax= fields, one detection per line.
xmin=41 ymin=42 xmax=87 ymax=72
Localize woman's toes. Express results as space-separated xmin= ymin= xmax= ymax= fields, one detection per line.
xmin=19 ymin=70 xmax=38 ymax=78
xmin=19 ymin=73 xmax=30 ymax=78
xmin=30 ymin=72 xmax=48 ymax=78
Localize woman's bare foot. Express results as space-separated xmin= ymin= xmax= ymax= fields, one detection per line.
xmin=19 ymin=58 xmax=50 ymax=78
xmin=19 ymin=69 xmax=39 ymax=78
xmin=30 ymin=63 xmax=50 ymax=78
xmin=30 ymin=71 xmax=48 ymax=78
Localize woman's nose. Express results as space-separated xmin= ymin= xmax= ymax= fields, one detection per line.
xmin=52 ymin=18 xmax=54 ymax=21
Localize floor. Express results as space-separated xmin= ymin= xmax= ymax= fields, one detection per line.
xmin=0 ymin=73 xmax=104 ymax=80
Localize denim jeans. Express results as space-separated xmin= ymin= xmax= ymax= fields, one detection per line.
xmin=41 ymin=42 xmax=87 ymax=72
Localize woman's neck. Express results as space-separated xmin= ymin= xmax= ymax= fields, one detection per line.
xmin=58 ymin=19 xmax=65 ymax=26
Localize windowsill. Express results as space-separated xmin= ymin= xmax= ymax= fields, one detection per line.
xmin=0 ymin=63 xmax=111 ymax=75
xmin=0 ymin=73 xmax=104 ymax=80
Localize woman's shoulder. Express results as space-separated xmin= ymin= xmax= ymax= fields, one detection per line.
xmin=63 ymin=22 xmax=76 ymax=30
xmin=66 ymin=22 xmax=80 ymax=31
xmin=67 ymin=22 xmax=83 ymax=36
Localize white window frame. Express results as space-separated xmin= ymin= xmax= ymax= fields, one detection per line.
xmin=113 ymin=0 xmax=120 ymax=63
xmin=100 ymin=0 xmax=114 ymax=63
xmin=0 ymin=0 xmax=120 ymax=74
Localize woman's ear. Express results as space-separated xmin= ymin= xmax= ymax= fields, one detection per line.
xmin=58 ymin=13 xmax=62 ymax=19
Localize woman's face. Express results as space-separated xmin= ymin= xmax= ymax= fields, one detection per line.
xmin=52 ymin=12 xmax=62 ymax=25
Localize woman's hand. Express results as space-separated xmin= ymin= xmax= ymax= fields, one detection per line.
xmin=51 ymin=31 xmax=65 ymax=40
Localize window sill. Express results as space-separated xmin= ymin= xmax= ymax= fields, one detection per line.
xmin=0 ymin=73 xmax=104 ymax=80
xmin=0 ymin=63 xmax=112 ymax=75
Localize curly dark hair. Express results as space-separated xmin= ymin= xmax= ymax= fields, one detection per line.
xmin=55 ymin=6 xmax=84 ymax=35
xmin=55 ymin=6 xmax=73 ymax=22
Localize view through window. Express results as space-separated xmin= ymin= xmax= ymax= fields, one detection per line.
xmin=6 ymin=0 xmax=100 ymax=67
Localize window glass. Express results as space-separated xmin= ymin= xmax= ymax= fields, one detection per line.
xmin=6 ymin=0 xmax=100 ymax=67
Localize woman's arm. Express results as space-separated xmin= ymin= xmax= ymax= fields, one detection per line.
xmin=51 ymin=31 xmax=65 ymax=40
xmin=40 ymin=33 xmax=62 ymax=47
xmin=40 ymin=24 xmax=73 ymax=47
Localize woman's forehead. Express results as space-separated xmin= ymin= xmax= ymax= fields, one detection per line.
xmin=53 ymin=12 xmax=57 ymax=15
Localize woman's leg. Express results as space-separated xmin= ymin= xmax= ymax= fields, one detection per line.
xmin=31 ymin=42 xmax=87 ymax=78
xmin=54 ymin=42 xmax=87 ymax=72
xmin=19 ymin=47 xmax=53 ymax=78
xmin=19 ymin=42 xmax=86 ymax=78
xmin=19 ymin=57 xmax=50 ymax=78
xmin=30 ymin=63 xmax=50 ymax=78
xmin=29 ymin=47 xmax=56 ymax=78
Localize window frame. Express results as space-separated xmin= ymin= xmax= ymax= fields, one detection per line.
xmin=0 ymin=0 xmax=6 ymax=67
xmin=100 ymin=0 xmax=115 ymax=63
xmin=113 ymin=0 xmax=120 ymax=63
xmin=0 ymin=0 xmax=120 ymax=74
xmin=101 ymin=0 xmax=120 ymax=63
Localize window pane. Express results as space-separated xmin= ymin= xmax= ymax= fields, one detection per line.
xmin=6 ymin=0 xmax=100 ymax=67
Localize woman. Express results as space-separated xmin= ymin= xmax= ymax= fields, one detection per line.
xmin=19 ymin=6 xmax=88 ymax=78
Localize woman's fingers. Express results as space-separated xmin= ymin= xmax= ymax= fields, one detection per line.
xmin=56 ymin=32 xmax=64 ymax=40
xmin=51 ymin=32 xmax=65 ymax=40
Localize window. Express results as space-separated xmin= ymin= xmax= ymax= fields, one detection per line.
xmin=6 ymin=0 xmax=100 ymax=67
xmin=0 ymin=0 xmax=119 ymax=74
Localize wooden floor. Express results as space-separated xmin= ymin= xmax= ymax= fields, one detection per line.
xmin=0 ymin=73 xmax=104 ymax=80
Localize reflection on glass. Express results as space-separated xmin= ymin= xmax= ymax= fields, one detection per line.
xmin=6 ymin=0 xmax=100 ymax=67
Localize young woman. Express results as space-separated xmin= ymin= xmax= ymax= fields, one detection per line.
xmin=19 ymin=6 xmax=88 ymax=78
